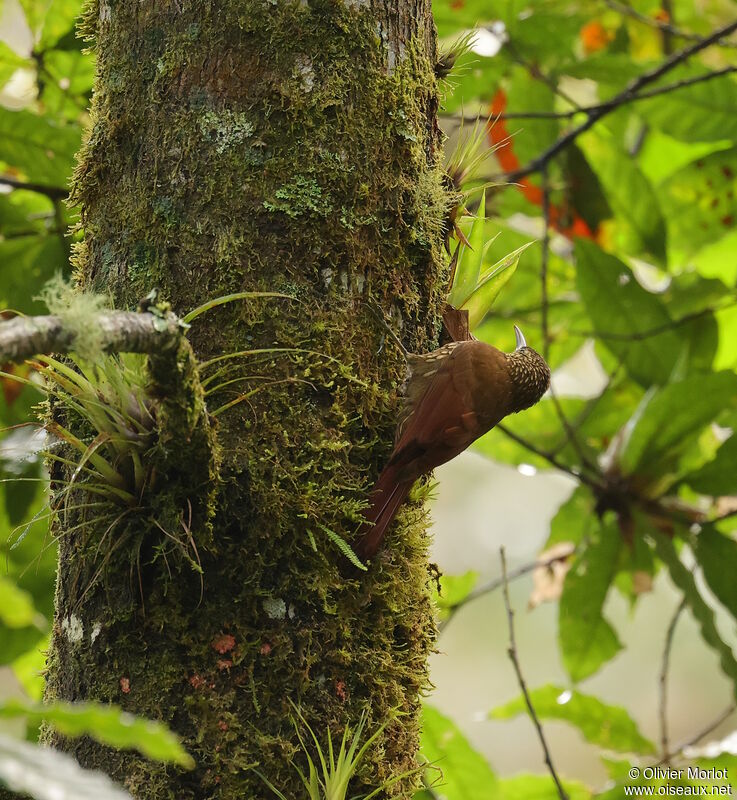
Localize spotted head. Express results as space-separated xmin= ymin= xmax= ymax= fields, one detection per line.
xmin=505 ymin=325 xmax=551 ymax=413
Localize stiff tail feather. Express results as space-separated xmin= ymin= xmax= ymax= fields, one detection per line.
xmin=354 ymin=466 xmax=413 ymax=560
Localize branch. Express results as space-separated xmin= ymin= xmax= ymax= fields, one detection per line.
xmin=495 ymin=423 xmax=604 ymax=490
xmin=497 ymin=20 xmax=737 ymax=183
xmin=500 ymin=548 xmax=569 ymax=800
xmin=659 ymin=598 xmax=687 ymax=763
xmin=568 ymin=301 xmax=737 ymax=342
xmin=0 ymin=175 xmax=68 ymax=201
xmin=655 ymin=703 xmax=737 ymax=766
xmin=474 ymin=67 xmax=735 ymax=121
xmin=0 ymin=311 xmax=182 ymax=364
xmin=602 ymin=0 xmax=737 ymax=49
xmin=439 ymin=545 xmax=577 ymax=633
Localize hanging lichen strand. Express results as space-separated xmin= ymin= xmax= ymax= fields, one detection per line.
xmin=39 ymin=0 xmax=449 ymax=795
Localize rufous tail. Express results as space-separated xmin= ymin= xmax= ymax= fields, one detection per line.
xmin=354 ymin=466 xmax=413 ymax=561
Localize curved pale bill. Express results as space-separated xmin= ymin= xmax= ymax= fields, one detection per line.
xmin=514 ymin=325 xmax=527 ymax=350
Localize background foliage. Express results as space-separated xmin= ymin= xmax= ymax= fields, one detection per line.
xmin=0 ymin=0 xmax=736 ymax=798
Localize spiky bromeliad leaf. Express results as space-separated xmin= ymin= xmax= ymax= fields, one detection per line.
xmin=460 ymin=241 xmax=533 ymax=329
xmin=448 ymin=190 xmax=487 ymax=307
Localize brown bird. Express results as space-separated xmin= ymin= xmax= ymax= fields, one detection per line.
xmin=355 ymin=326 xmax=550 ymax=560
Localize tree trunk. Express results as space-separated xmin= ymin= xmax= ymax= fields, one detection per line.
xmin=34 ymin=0 xmax=448 ymax=795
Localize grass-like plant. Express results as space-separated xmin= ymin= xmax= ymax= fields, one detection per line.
xmin=257 ymin=704 xmax=418 ymax=800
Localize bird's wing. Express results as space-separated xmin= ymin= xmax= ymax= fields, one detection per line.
xmin=388 ymin=347 xmax=478 ymax=477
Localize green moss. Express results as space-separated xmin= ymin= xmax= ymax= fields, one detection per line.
xmin=45 ymin=0 xmax=450 ymax=796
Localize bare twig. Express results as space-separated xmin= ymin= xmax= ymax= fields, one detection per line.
xmin=0 ymin=175 xmax=68 ymax=200
xmin=443 ymin=67 xmax=735 ymax=122
xmin=495 ymin=423 xmax=603 ymax=489
xmin=655 ymin=704 xmax=737 ymax=766
xmin=0 ymin=311 xmax=182 ymax=364
xmin=538 ymin=166 xmax=602 ymax=481
xmin=602 ymin=0 xmax=737 ymax=49
xmin=659 ymin=598 xmax=687 ymax=763
xmin=500 ymin=547 xmax=569 ymax=800
xmin=439 ymin=545 xmax=577 ymax=632
xmin=568 ymin=301 xmax=737 ymax=342
xmin=497 ymin=20 xmax=737 ymax=183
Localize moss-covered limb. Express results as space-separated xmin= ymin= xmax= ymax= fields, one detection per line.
xmin=43 ymin=0 xmax=448 ymax=796
xmin=0 ymin=310 xmax=181 ymax=363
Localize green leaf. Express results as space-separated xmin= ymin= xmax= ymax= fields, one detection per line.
xmin=497 ymin=773 xmax=592 ymax=800
xmin=461 ymin=242 xmax=531 ymax=329
xmin=683 ymin=434 xmax=737 ymax=496
xmin=579 ymin=132 xmax=666 ymax=261
xmin=0 ymin=626 xmax=46 ymax=666
xmin=449 ymin=190 xmax=486 ymax=308
xmin=0 ymin=234 xmax=68 ymax=312
xmin=559 ymin=520 xmax=623 ymax=682
xmin=0 ymin=731 xmax=133 ymax=800
xmin=575 ymin=240 xmax=680 ymax=387
xmin=489 ymin=684 xmax=655 ymax=755
xmin=0 ymin=576 xmax=40 ymax=628
xmin=0 ymin=42 xmax=30 ymax=86
xmin=0 ymin=108 xmax=79 ymax=185
xmin=651 ymin=532 xmax=737 ymax=698
xmin=660 ymin=147 xmax=737 ymax=262
xmin=546 ymin=487 xmax=594 ymax=548
xmin=619 ymin=372 xmax=737 ymax=478
xmin=433 ymin=571 xmax=478 ymax=619
xmin=420 ymin=705 xmax=497 ymax=799
xmin=640 ymin=71 xmax=737 ymax=143
xmin=0 ymin=699 xmax=194 ymax=768
xmin=694 ymin=526 xmax=737 ymax=623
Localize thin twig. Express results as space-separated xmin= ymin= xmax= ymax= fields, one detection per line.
xmin=659 ymin=598 xmax=687 ymax=763
xmin=0 ymin=175 xmax=68 ymax=200
xmin=602 ymin=0 xmax=737 ymax=48
xmin=497 ymin=20 xmax=737 ymax=183
xmin=495 ymin=423 xmax=603 ymax=489
xmin=439 ymin=545 xmax=577 ymax=633
xmin=568 ymin=301 xmax=737 ymax=342
xmin=654 ymin=704 xmax=737 ymax=766
xmin=500 ymin=547 xmax=569 ymax=800
xmin=442 ymin=67 xmax=736 ymax=122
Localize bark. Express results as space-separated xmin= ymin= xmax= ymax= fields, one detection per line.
xmin=16 ymin=0 xmax=449 ymax=796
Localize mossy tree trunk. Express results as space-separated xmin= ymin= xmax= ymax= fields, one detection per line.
xmin=35 ymin=0 xmax=449 ymax=796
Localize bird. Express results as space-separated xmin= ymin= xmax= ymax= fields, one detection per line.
xmin=354 ymin=326 xmax=550 ymax=560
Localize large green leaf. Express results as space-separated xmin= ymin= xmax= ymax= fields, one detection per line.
xmin=684 ymin=434 xmax=737 ymax=496
xmin=640 ymin=70 xmax=737 ymax=143
xmin=420 ymin=705 xmax=497 ymax=799
xmin=619 ymin=372 xmax=737 ymax=478
xmin=0 ymin=234 xmax=68 ymax=312
xmin=661 ymin=147 xmax=737 ymax=262
xmin=652 ymin=532 xmax=737 ymax=697
xmin=575 ymin=240 xmax=680 ymax=387
xmin=0 ymin=576 xmax=41 ymax=628
xmin=546 ymin=487 xmax=594 ymax=549
xmin=694 ymin=526 xmax=737 ymax=623
xmin=497 ymin=774 xmax=591 ymax=800
xmin=0 ymin=699 xmax=194 ymax=768
xmin=0 ymin=108 xmax=79 ymax=185
xmin=433 ymin=571 xmax=478 ymax=620
xmin=461 ymin=242 xmax=531 ymax=329
xmin=489 ymin=684 xmax=655 ymax=755
xmin=559 ymin=520 xmax=622 ymax=682
xmin=0 ymin=731 xmax=133 ymax=800
xmin=580 ymin=132 xmax=666 ymax=262
xmin=448 ymin=190 xmax=486 ymax=308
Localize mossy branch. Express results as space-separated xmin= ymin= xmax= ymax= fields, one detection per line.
xmin=0 ymin=311 xmax=182 ymax=364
